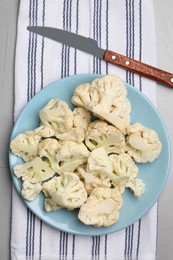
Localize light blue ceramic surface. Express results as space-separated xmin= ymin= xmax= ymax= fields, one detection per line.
xmin=9 ymin=74 xmax=171 ymax=236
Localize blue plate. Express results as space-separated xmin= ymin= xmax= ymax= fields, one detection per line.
xmin=9 ymin=74 xmax=171 ymax=236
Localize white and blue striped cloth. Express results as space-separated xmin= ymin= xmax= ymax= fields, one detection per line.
xmin=12 ymin=1 xmax=158 ymax=259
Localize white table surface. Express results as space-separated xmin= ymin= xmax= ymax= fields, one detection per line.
xmin=0 ymin=0 xmax=172 ymax=259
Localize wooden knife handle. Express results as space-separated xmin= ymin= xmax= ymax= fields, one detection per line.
xmin=103 ymin=50 xmax=173 ymax=88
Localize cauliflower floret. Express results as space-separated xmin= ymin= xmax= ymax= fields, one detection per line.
xmin=91 ymin=75 xmax=127 ymax=101
xmin=21 ymin=181 xmax=42 ymax=201
xmin=35 ymin=125 xmax=56 ymax=138
xmin=42 ymin=178 xmax=62 ymax=211
xmin=86 ymin=147 xmax=128 ymax=190
xmin=39 ymin=99 xmax=74 ymax=133
xmin=109 ymin=153 xmax=138 ymax=180
xmin=87 ymin=147 xmax=113 ymax=175
xmin=126 ymin=123 xmax=162 ymax=163
xmin=38 ymin=138 xmax=61 ymax=172
xmin=55 ymin=127 xmax=85 ymax=143
xmin=42 ymin=176 xmax=59 ymax=197
xmin=86 ymin=147 xmax=127 ymax=188
xmin=39 ymin=139 xmax=90 ymax=175
xmin=44 ymin=198 xmax=61 ymax=212
xmin=126 ymin=122 xmax=144 ymax=133
xmin=10 ymin=131 xmax=41 ymax=162
xmin=42 ymin=173 xmax=87 ymax=211
xmin=42 ymin=176 xmax=61 ymax=211
xmin=76 ymin=165 xmax=111 ymax=195
xmin=109 ymin=153 xmax=138 ymax=193
xmin=13 ymin=157 xmax=55 ymax=183
xmin=85 ymin=120 xmax=125 ymax=154
xmin=126 ymin=178 xmax=145 ymax=197
xmin=55 ymin=141 xmax=90 ymax=174
xmin=78 ymin=187 xmax=122 ymax=227
xmin=71 ymin=83 xmax=99 ymax=107
xmin=71 ymin=75 xmax=131 ymax=132
xmin=73 ymin=107 xmax=91 ymax=131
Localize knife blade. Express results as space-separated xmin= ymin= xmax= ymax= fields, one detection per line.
xmin=27 ymin=26 xmax=173 ymax=88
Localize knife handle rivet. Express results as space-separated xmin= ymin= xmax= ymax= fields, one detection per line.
xmin=125 ymin=60 xmax=130 ymax=65
xmin=170 ymin=78 xmax=173 ymax=83
xmin=112 ymin=55 xmax=116 ymax=60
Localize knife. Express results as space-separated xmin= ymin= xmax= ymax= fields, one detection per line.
xmin=27 ymin=26 xmax=173 ymax=88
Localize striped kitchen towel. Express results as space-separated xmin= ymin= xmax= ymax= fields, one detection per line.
xmin=11 ymin=0 xmax=158 ymax=259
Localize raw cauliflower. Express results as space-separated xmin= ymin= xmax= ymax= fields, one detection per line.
xmin=44 ymin=198 xmax=62 ymax=212
xmin=10 ymin=130 xmax=41 ymax=162
xmin=38 ymin=139 xmax=90 ymax=175
xmin=87 ymin=147 xmax=113 ymax=176
xmin=86 ymin=147 xmax=128 ymax=188
xmin=109 ymin=153 xmax=138 ymax=193
xmin=39 ymin=98 xmax=74 ymax=133
xmin=126 ymin=178 xmax=145 ymax=197
xmin=13 ymin=157 xmax=55 ymax=183
xmin=42 ymin=173 xmax=87 ymax=211
xmin=42 ymin=175 xmax=59 ymax=197
xmin=71 ymin=75 xmax=131 ymax=132
xmin=55 ymin=127 xmax=85 ymax=143
xmin=126 ymin=123 xmax=162 ymax=163
xmin=76 ymin=164 xmax=112 ymax=195
xmin=78 ymin=187 xmax=122 ymax=227
xmin=71 ymin=82 xmax=99 ymax=107
xmin=73 ymin=107 xmax=91 ymax=131
xmin=55 ymin=140 xmax=90 ymax=174
xmin=21 ymin=181 xmax=42 ymax=201
xmin=38 ymin=138 xmax=61 ymax=172
xmin=86 ymin=147 xmax=127 ymax=191
xmin=35 ymin=125 xmax=56 ymax=138
xmin=109 ymin=153 xmax=138 ymax=180
xmin=85 ymin=120 xmax=125 ymax=154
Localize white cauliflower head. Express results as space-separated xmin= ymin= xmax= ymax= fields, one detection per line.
xmin=39 ymin=139 xmax=90 ymax=175
xmin=55 ymin=141 xmax=90 ymax=174
xmin=86 ymin=147 xmax=127 ymax=190
xmin=71 ymin=83 xmax=99 ymax=107
xmin=42 ymin=176 xmax=59 ymax=197
xmin=91 ymin=75 xmax=127 ymax=101
xmin=76 ymin=164 xmax=112 ymax=195
xmin=13 ymin=157 xmax=55 ymax=183
xmin=109 ymin=153 xmax=138 ymax=180
xmin=71 ymin=75 xmax=131 ymax=132
xmin=35 ymin=125 xmax=56 ymax=138
xmin=126 ymin=178 xmax=145 ymax=197
xmin=109 ymin=153 xmax=138 ymax=193
xmin=42 ymin=177 xmax=63 ymax=212
xmin=73 ymin=107 xmax=91 ymax=131
xmin=85 ymin=120 xmax=125 ymax=154
xmin=55 ymin=127 xmax=85 ymax=143
xmin=126 ymin=123 xmax=162 ymax=163
xmin=44 ymin=198 xmax=62 ymax=212
xmin=42 ymin=178 xmax=62 ymax=211
xmin=78 ymin=187 xmax=122 ymax=227
xmin=42 ymin=173 xmax=87 ymax=211
xmin=21 ymin=181 xmax=42 ymax=201
xmin=10 ymin=130 xmax=41 ymax=162
xmin=87 ymin=147 xmax=113 ymax=175
xmin=38 ymin=138 xmax=61 ymax=172
xmin=39 ymin=99 xmax=74 ymax=133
